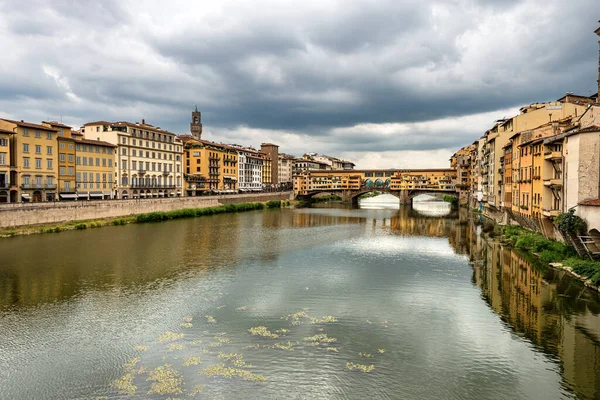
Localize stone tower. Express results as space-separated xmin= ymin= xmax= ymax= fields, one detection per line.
xmin=191 ymin=105 xmax=203 ymax=139
xmin=596 ymin=22 xmax=600 ymax=103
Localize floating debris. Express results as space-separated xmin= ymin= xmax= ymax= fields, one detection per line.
xmin=123 ymin=357 xmax=141 ymax=371
xmin=191 ymin=340 xmax=203 ymax=345
xmin=236 ymin=306 xmax=248 ymax=311
xmin=346 ymin=362 xmax=375 ymax=373
xmin=359 ymin=352 xmax=374 ymax=358
xmin=183 ymin=317 xmax=193 ymax=323
xmin=208 ymin=341 xmax=224 ymax=348
xmin=112 ymin=372 xmax=136 ymax=396
xmin=274 ymin=328 xmax=290 ymax=334
xmin=168 ymin=344 xmax=185 ymax=352
xmin=188 ymin=385 xmax=205 ymax=397
xmin=216 ymin=305 xmax=226 ymax=310
xmin=269 ymin=341 xmax=297 ymax=351
xmin=326 ymin=347 xmax=339 ymax=353
xmin=248 ymin=326 xmax=280 ymax=339
xmin=183 ymin=356 xmax=202 ymax=367
xmin=180 ymin=323 xmax=193 ymax=328
xmin=310 ymin=316 xmax=338 ymax=324
xmin=303 ymin=334 xmax=337 ymax=345
xmin=205 ymin=315 xmax=217 ymax=324
xmin=200 ymin=364 xmax=265 ymax=382
xmin=376 ymin=349 xmax=386 ymax=354
xmin=217 ymin=352 xmax=249 ymax=367
xmin=159 ymin=331 xmax=185 ymax=343
xmin=147 ymin=364 xmax=185 ymax=395
xmin=134 ymin=346 xmax=148 ymax=352
xmin=245 ymin=344 xmax=261 ymax=350
xmin=202 ymin=349 xmax=211 ymax=355
xmin=285 ymin=311 xmax=309 ymax=326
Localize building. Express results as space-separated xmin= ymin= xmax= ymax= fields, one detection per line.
xmin=278 ymin=153 xmax=295 ymax=188
xmin=81 ymin=120 xmax=184 ymax=199
xmin=260 ymin=143 xmax=279 ymax=184
xmin=73 ymin=133 xmax=117 ymax=200
xmin=42 ymin=122 xmax=77 ymax=200
xmin=0 ymin=119 xmax=59 ymax=202
xmin=293 ymin=158 xmax=329 ymax=175
xmin=261 ymin=152 xmax=272 ymax=188
xmin=0 ymin=127 xmax=14 ymax=203
xmin=190 ymin=106 xmax=203 ymax=140
xmin=450 ymin=144 xmax=475 ymax=205
xmin=236 ymin=146 xmax=264 ymax=192
xmin=182 ymin=137 xmax=239 ymax=196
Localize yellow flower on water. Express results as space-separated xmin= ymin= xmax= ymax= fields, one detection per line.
xmin=183 ymin=356 xmax=202 ymax=367
xmin=159 ymin=331 xmax=184 ymax=343
xmin=183 ymin=317 xmax=193 ymax=323
xmin=310 ymin=316 xmax=338 ymax=324
xmin=346 ymin=362 xmax=375 ymax=373
xmin=359 ymin=352 xmax=374 ymax=358
xmin=180 ymin=323 xmax=193 ymax=328
xmin=168 ymin=343 xmax=185 ymax=352
xmin=376 ymin=349 xmax=386 ymax=354
xmin=134 ymin=346 xmax=148 ymax=352
xmin=147 ymin=364 xmax=184 ymax=395
xmin=303 ymin=334 xmax=337 ymax=345
xmin=205 ymin=315 xmax=217 ymax=324
xmin=248 ymin=326 xmax=280 ymax=339
xmin=188 ymin=385 xmax=205 ymax=397
xmin=326 ymin=347 xmax=339 ymax=352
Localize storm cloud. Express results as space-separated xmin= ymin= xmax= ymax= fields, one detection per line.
xmin=0 ymin=0 xmax=598 ymax=167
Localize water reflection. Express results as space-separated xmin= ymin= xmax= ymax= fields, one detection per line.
xmin=0 ymin=204 xmax=599 ymax=399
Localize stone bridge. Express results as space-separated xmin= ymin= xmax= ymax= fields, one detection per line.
xmin=294 ymin=168 xmax=462 ymax=205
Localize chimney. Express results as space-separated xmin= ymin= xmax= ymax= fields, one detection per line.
xmin=142 ymin=119 xmax=145 ymax=125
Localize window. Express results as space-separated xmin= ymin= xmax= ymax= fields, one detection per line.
xmin=65 ymin=181 xmax=70 ymax=191
xmin=68 ymin=167 xmax=74 ymax=176
xmin=96 ymin=127 xmax=100 ymax=132
xmin=76 ymin=156 xmax=81 ymax=165
xmin=0 ymin=138 xmax=7 ymax=146
xmin=122 ymin=137 xmax=126 ymax=144
xmin=23 ymin=175 xmax=30 ymax=186
xmin=96 ymin=158 xmax=100 ymax=166
xmin=68 ymin=154 xmax=74 ymax=163
xmin=60 ymin=153 xmax=66 ymax=162
xmin=132 ymin=161 xmax=137 ymax=170
xmin=68 ymin=143 xmax=73 ymax=150
xmin=23 ymin=128 xmax=29 ymax=136
xmin=46 ymin=146 xmax=52 ymax=155
xmin=23 ymin=143 xmax=29 ymax=153
xmin=47 ymin=176 xmax=53 ymax=187
xmin=122 ymin=159 xmax=127 ymax=169
xmin=35 ymin=130 xmax=41 ymax=138
xmin=46 ymin=132 xmax=52 ymax=139
xmin=35 ymin=158 xmax=41 ymax=169
xmin=102 ymin=158 xmax=106 ymax=167
xmin=88 ymin=157 xmax=93 ymax=165
xmin=108 ymin=159 xmax=113 ymax=167
xmin=60 ymin=166 xmax=66 ymax=175
xmin=60 ymin=142 xmax=65 ymax=149
xmin=132 ymin=149 xmax=136 ymax=157
xmin=23 ymin=157 xmax=30 ymax=168
xmin=83 ymin=157 xmax=87 ymax=166
xmin=59 ymin=128 xmax=64 ymax=137
xmin=35 ymin=145 xmax=41 ymax=154
xmin=122 ymin=148 xmax=126 ymax=156
xmin=0 ymin=153 xmax=5 ymax=165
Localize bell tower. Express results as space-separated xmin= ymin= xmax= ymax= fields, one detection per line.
xmin=191 ymin=105 xmax=203 ymax=139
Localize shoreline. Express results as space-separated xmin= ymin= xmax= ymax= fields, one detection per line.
xmin=478 ymin=212 xmax=600 ymax=294
xmin=0 ymin=200 xmax=291 ymax=239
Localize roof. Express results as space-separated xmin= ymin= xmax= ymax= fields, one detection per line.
xmin=574 ymin=125 xmax=600 ymax=134
xmin=579 ymin=198 xmax=600 ymax=207
xmin=42 ymin=121 xmax=72 ymax=129
xmin=83 ymin=121 xmax=112 ymax=127
xmin=261 ymin=143 xmax=279 ymax=147
xmin=0 ymin=119 xmax=58 ymax=132
xmin=76 ymin=138 xmax=117 ymax=148
xmin=0 ymin=128 xmax=15 ymax=134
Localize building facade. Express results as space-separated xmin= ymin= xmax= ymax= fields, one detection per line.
xmin=183 ymin=138 xmax=239 ymax=196
xmin=81 ymin=120 xmax=183 ymax=199
xmin=0 ymin=127 xmax=13 ymax=203
xmin=236 ymin=147 xmax=264 ymax=192
xmin=260 ymin=143 xmax=279 ymax=185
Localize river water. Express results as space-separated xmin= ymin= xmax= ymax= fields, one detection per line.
xmin=0 ymin=196 xmax=599 ymax=399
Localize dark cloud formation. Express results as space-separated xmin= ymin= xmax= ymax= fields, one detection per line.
xmin=0 ymin=0 xmax=598 ymax=165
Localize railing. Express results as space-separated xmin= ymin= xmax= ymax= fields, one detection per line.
xmin=21 ymin=184 xmax=57 ymax=189
xmin=138 ymin=169 xmax=147 ymax=174
xmin=544 ymin=151 xmax=562 ymax=161
xmin=130 ymin=183 xmax=176 ymax=189
xmin=162 ymin=171 xmax=170 ymax=175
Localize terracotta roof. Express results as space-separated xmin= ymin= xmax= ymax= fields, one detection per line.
xmin=575 ymin=125 xmax=600 ymax=134
xmin=579 ymin=198 xmax=600 ymax=206
xmin=83 ymin=121 xmax=112 ymax=126
xmin=0 ymin=128 xmax=15 ymax=134
xmin=0 ymin=119 xmax=58 ymax=132
xmin=42 ymin=121 xmax=72 ymax=129
xmin=76 ymin=138 xmax=117 ymax=148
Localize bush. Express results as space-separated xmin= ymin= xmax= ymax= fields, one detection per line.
xmin=443 ymin=195 xmax=458 ymax=205
xmin=555 ymin=208 xmax=587 ymax=234
xmin=74 ymin=223 xmax=87 ymax=230
xmin=266 ymin=200 xmax=281 ymax=208
xmin=134 ymin=202 xmax=267 ymax=223
xmin=564 ymin=258 xmax=600 ymax=286
xmin=112 ymin=218 xmax=128 ymax=226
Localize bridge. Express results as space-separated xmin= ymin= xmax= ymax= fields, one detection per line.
xmin=293 ymin=169 xmax=461 ymax=205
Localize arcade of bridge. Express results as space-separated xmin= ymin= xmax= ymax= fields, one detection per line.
xmin=293 ymin=169 xmax=457 ymax=196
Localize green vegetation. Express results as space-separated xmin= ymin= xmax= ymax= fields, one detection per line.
xmin=266 ymin=200 xmax=282 ymax=208
xmin=312 ymin=195 xmax=342 ymax=202
xmin=443 ymin=195 xmax=458 ymax=205
xmin=563 ymin=258 xmax=600 ymax=286
xmin=500 ymin=225 xmax=576 ymax=263
xmin=135 ymin=202 xmax=265 ymax=223
xmin=554 ymin=208 xmax=587 ymax=234
xmin=358 ymin=191 xmax=380 ymax=200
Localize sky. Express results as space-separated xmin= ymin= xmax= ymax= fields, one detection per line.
xmin=0 ymin=0 xmax=598 ymax=169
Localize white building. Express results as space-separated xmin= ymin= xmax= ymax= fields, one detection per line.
xmin=81 ymin=120 xmax=184 ymax=199
xmin=236 ymin=147 xmax=264 ymax=192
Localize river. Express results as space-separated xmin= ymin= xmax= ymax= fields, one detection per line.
xmin=0 ymin=196 xmax=599 ymax=399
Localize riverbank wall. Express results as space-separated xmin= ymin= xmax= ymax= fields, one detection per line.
xmin=0 ymin=192 xmax=293 ymax=228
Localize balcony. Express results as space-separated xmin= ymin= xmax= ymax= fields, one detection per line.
xmin=21 ymin=184 xmax=57 ymax=189
xmin=544 ymin=151 xmax=562 ymax=161
xmin=209 ymin=155 xmax=220 ymax=161
xmin=138 ymin=169 xmax=147 ymax=175
xmin=130 ymin=183 xmax=176 ymax=189
xmin=543 ymin=178 xmax=562 ymax=187
xmin=162 ymin=170 xmax=170 ymax=175
xmin=542 ymin=208 xmax=560 ymax=217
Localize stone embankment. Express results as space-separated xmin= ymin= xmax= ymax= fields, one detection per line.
xmin=0 ymin=192 xmax=293 ymax=228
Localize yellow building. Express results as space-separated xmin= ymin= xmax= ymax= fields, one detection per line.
xmin=0 ymin=127 xmax=14 ymax=202
xmin=0 ymin=119 xmax=59 ymax=202
xmin=261 ymin=153 xmax=272 ymax=187
xmin=42 ymin=122 xmax=77 ymax=199
xmin=74 ymin=132 xmax=117 ymax=200
xmin=182 ymin=137 xmax=239 ymax=196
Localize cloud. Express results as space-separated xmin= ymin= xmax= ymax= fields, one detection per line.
xmin=0 ymin=0 xmax=597 ymax=168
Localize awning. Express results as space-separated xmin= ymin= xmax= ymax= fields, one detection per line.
xmin=224 ymin=176 xmax=237 ymax=180
xmin=60 ymin=193 xmax=78 ymax=199
xmin=89 ymin=192 xmax=103 ymax=197
xmin=158 ymin=192 xmax=165 ymax=197
xmin=140 ymin=193 xmax=146 ymax=197
xmin=170 ymin=192 xmax=175 ymax=196
xmin=21 ymin=193 xmax=31 ymax=199
xmin=176 ymin=191 xmax=181 ymax=194
xmin=153 ymin=193 xmax=159 ymax=197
